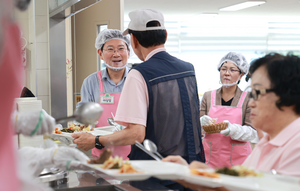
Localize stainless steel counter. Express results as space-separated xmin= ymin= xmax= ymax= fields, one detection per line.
xmin=52 ymin=170 xmax=175 ymax=191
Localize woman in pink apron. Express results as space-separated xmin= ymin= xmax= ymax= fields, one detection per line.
xmin=75 ymin=29 xmax=131 ymax=159
xmin=200 ymin=52 xmax=262 ymax=168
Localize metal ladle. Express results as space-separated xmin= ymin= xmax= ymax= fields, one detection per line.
xmin=143 ymin=139 xmax=164 ymax=159
xmin=55 ymin=102 xmax=103 ymax=126
xmin=107 ymin=117 xmax=123 ymax=130
xmin=107 ymin=117 xmax=116 ymax=126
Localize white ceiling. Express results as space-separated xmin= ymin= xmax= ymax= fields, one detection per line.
xmin=124 ymin=0 xmax=300 ymax=21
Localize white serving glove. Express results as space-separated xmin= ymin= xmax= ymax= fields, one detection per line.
xmin=13 ymin=109 xmax=55 ymax=136
xmin=200 ymin=115 xmax=217 ymax=134
xmin=200 ymin=115 xmax=216 ymax=126
xmin=18 ymin=146 xmax=90 ymax=176
xmin=220 ymin=120 xmax=259 ymax=143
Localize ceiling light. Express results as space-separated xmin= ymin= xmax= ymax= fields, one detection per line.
xmin=220 ymin=1 xmax=266 ymax=11
xmin=200 ymin=13 xmax=219 ymax=17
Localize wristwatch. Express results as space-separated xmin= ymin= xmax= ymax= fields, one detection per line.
xmin=95 ymin=135 xmax=104 ymax=149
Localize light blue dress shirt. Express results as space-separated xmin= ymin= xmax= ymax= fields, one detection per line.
xmin=76 ymin=67 xmax=129 ymax=108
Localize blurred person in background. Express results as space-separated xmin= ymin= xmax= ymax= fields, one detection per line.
xmin=75 ymin=29 xmax=131 ymax=159
xmin=0 ymin=0 xmax=89 ymax=190
xmin=200 ymin=52 xmax=263 ymax=169
xmin=164 ymin=53 xmax=300 ymax=190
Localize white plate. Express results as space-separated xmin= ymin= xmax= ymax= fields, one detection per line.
xmin=181 ymin=169 xmax=222 ymax=188
xmin=224 ymin=173 xmax=300 ymax=191
xmin=94 ymin=126 xmax=115 ymax=132
xmin=182 ymin=169 xmax=300 ymax=191
xmin=51 ymin=130 xmax=113 ymax=145
xmin=85 ymin=160 xmax=189 ymax=181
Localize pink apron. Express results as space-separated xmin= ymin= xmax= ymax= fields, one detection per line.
xmin=0 ymin=18 xmax=23 ymax=190
xmin=203 ymin=90 xmax=252 ymax=168
xmin=91 ymin=71 xmax=131 ymax=159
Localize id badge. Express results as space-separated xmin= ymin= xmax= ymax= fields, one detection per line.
xmin=100 ymin=94 xmax=114 ymax=104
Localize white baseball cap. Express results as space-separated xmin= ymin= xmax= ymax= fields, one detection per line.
xmin=123 ymin=9 xmax=165 ymax=35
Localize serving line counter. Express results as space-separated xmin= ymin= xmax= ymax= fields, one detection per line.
xmin=48 ymin=169 xmax=175 ymax=191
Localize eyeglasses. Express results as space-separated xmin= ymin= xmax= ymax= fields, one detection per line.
xmin=250 ymin=88 xmax=274 ymax=100
xmin=220 ymin=68 xmax=240 ymax=74
xmin=103 ymin=47 xmax=127 ymax=54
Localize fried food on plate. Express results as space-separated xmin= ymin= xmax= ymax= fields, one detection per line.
xmin=88 ymin=149 xmax=113 ymax=164
xmin=54 ymin=124 xmax=94 ymax=134
xmin=216 ymin=166 xmax=263 ymax=177
xmin=119 ymin=163 xmax=140 ymax=174
xmin=190 ymin=169 xmax=220 ymax=178
xmin=54 ymin=127 xmax=62 ymax=134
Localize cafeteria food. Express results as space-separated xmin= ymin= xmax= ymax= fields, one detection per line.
xmin=68 ymin=124 xmax=93 ymax=132
xmin=54 ymin=127 xmax=63 ymax=134
xmin=201 ymin=115 xmax=227 ymax=134
xmin=102 ymin=156 xmax=128 ymax=169
xmin=191 ymin=169 xmax=220 ymax=178
xmin=216 ymin=166 xmax=262 ymax=177
xmin=88 ymin=149 xmax=113 ymax=164
xmin=54 ymin=124 xmax=93 ymax=134
xmin=215 ymin=167 xmax=239 ymax=176
xmin=119 ymin=164 xmax=139 ymax=174
xmin=88 ymin=150 xmax=139 ymax=173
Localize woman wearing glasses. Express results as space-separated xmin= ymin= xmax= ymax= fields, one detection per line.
xmin=200 ymin=52 xmax=262 ymax=168
xmin=75 ymin=29 xmax=131 ymax=159
xmin=164 ymin=53 xmax=300 ymax=190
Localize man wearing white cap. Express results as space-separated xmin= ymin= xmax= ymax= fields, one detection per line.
xmin=74 ymin=9 xmax=205 ymax=164
xmin=122 ymin=9 xmax=206 ymax=190
xmin=120 ymin=8 xmax=205 ymax=162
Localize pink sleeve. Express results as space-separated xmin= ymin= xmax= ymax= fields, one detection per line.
xmin=115 ymin=69 xmax=148 ymax=127
xmin=276 ymin=142 xmax=300 ymax=176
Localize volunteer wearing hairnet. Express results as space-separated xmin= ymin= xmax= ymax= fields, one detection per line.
xmin=0 ymin=0 xmax=89 ymax=190
xmin=200 ymin=52 xmax=262 ymax=168
xmin=75 ymin=29 xmax=131 ymax=159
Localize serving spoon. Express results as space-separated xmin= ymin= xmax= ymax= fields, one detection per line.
xmin=55 ymin=102 xmax=103 ymax=126
xmin=143 ymin=139 xmax=164 ymax=159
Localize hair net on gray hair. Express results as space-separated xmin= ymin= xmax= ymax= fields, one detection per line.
xmin=217 ymin=52 xmax=249 ymax=74
xmin=95 ymin=29 xmax=130 ymax=50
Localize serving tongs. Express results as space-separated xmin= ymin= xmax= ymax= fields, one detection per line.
xmin=135 ymin=141 xmax=162 ymax=161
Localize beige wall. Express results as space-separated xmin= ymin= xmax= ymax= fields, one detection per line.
xmin=14 ymin=0 xmax=51 ymax=114
xmin=14 ymin=0 xmax=50 ymax=148
xmin=72 ymin=0 xmax=124 ymax=106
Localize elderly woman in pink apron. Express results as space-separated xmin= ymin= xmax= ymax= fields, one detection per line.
xmin=200 ymin=52 xmax=262 ymax=168
xmin=74 ymin=29 xmax=131 ymax=159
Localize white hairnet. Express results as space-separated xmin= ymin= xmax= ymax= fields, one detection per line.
xmin=95 ymin=29 xmax=130 ymax=50
xmin=218 ymin=52 xmax=249 ymax=74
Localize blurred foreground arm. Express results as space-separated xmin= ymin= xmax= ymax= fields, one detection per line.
xmin=13 ymin=109 xmax=55 ymax=136
xmin=18 ymin=146 xmax=89 ymax=176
